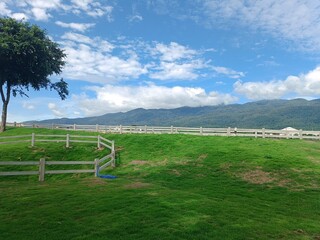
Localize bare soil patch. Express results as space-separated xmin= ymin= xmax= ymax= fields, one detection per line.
xmin=130 ymin=160 xmax=148 ymax=165
xmin=308 ymin=156 xmax=320 ymax=165
xmin=240 ymin=169 xmax=275 ymax=184
xmin=124 ymin=182 xmax=151 ymax=189
xmin=82 ymin=177 xmax=107 ymax=186
xmin=197 ymin=154 xmax=208 ymax=161
xmin=170 ymin=169 xmax=181 ymax=176
xmin=116 ymin=146 xmax=125 ymax=151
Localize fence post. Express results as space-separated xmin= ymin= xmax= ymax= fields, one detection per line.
xmin=111 ymin=140 xmax=116 ymax=167
xmin=227 ymin=127 xmax=231 ymax=136
xmin=97 ymin=135 xmax=101 ymax=148
xmin=120 ymin=125 xmax=123 ymax=134
xmin=200 ymin=127 xmax=203 ymax=135
xmin=94 ymin=159 xmax=99 ymax=177
xmin=31 ymin=133 xmax=35 ymax=147
xmin=73 ymin=124 xmax=76 ymax=131
xmin=262 ymin=128 xmax=265 ymax=138
xmin=144 ymin=125 xmax=147 ymax=133
xmin=66 ymin=134 xmax=70 ymax=148
xmin=171 ymin=126 xmax=173 ymax=134
xmin=255 ymin=131 xmax=258 ymax=138
xmin=39 ymin=158 xmax=45 ymax=182
xmin=96 ymin=124 xmax=99 ymax=132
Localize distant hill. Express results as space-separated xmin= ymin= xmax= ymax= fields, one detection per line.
xmin=26 ymin=98 xmax=320 ymax=130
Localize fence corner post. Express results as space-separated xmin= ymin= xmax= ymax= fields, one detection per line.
xmin=39 ymin=158 xmax=45 ymax=182
xmin=31 ymin=133 xmax=35 ymax=147
xmin=66 ymin=134 xmax=70 ymax=148
xmin=97 ymin=135 xmax=101 ymax=148
xmin=94 ymin=158 xmax=99 ymax=177
xmin=112 ymin=151 xmax=116 ymax=168
xmin=112 ymin=140 xmax=116 ymax=167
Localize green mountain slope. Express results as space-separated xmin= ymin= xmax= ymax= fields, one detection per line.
xmin=28 ymin=98 xmax=320 ymax=130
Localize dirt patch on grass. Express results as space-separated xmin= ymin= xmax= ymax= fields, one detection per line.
xmin=82 ymin=178 xmax=107 ymax=186
xmin=308 ymin=156 xmax=320 ymax=165
xmin=240 ymin=169 xmax=275 ymax=184
xmin=95 ymin=147 xmax=105 ymax=151
xmin=197 ymin=154 xmax=208 ymax=161
xmin=130 ymin=160 xmax=148 ymax=165
xmin=221 ymin=162 xmax=318 ymax=190
xmin=148 ymin=158 xmax=169 ymax=167
xmin=170 ymin=169 xmax=181 ymax=176
xmin=116 ymin=146 xmax=125 ymax=151
xmin=32 ymin=147 xmax=46 ymax=153
xmin=220 ymin=162 xmax=232 ymax=170
xmin=124 ymin=182 xmax=151 ymax=189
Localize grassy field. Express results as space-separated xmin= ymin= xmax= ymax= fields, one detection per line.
xmin=0 ymin=127 xmax=319 ymax=240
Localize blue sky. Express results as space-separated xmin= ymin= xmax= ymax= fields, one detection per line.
xmin=2 ymin=0 xmax=320 ymax=122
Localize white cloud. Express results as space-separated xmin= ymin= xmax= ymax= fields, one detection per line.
xmin=55 ymin=21 xmax=95 ymax=32
xmin=234 ymin=66 xmax=320 ymax=100
xmin=0 ymin=2 xmax=12 ymax=16
xmin=2 ymin=0 xmax=113 ymax=21
xmin=212 ymin=66 xmax=244 ymax=79
xmin=152 ymin=42 xmax=197 ymax=61
xmin=148 ymin=42 xmax=207 ymax=80
xmin=70 ymin=0 xmax=113 ymax=20
xmin=31 ymin=7 xmax=51 ymax=21
xmin=150 ymin=61 xmax=203 ymax=80
xmin=48 ymin=103 xmax=64 ymax=118
xmin=10 ymin=12 xmax=28 ymax=20
xmin=22 ymin=102 xmax=35 ymax=110
xmin=201 ymin=0 xmax=320 ymax=51
xmin=129 ymin=14 xmax=143 ymax=22
xmin=60 ymin=33 xmax=147 ymax=83
xmin=73 ymin=83 xmax=238 ymax=116
xmin=0 ymin=1 xmax=28 ymax=20
xmin=59 ymin=35 xmax=242 ymax=83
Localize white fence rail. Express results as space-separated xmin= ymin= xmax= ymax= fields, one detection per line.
xmin=0 ymin=134 xmax=115 ymax=181
xmin=17 ymin=124 xmax=320 ymax=140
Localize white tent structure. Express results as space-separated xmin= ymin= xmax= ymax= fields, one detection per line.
xmin=281 ymin=127 xmax=299 ymax=136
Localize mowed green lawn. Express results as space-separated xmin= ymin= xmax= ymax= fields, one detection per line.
xmin=0 ymin=127 xmax=319 ymax=240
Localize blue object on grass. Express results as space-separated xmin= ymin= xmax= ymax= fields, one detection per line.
xmin=99 ymin=174 xmax=117 ymax=179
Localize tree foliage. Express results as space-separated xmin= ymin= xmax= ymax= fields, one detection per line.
xmin=0 ymin=17 xmax=68 ymax=132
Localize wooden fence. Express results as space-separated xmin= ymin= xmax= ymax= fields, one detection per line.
xmin=0 ymin=134 xmax=115 ymax=181
xmin=19 ymin=123 xmax=320 ymax=140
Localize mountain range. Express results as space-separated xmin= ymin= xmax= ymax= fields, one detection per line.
xmin=27 ymin=98 xmax=320 ymax=130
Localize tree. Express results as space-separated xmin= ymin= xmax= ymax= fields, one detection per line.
xmin=0 ymin=17 xmax=68 ymax=132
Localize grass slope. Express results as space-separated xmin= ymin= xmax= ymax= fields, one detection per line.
xmin=0 ymin=128 xmax=320 ymax=240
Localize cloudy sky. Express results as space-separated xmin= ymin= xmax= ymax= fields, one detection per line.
xmin=2 ymin=0 xmax=320 ymax=122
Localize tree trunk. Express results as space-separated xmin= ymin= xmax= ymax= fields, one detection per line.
xmin=0 ymin=82 xmax=11 ymax=133
xmin=0 ymin=101 xmax=8 ymax=132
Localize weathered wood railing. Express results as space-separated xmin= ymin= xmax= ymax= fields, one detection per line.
xmin=0 ymin=134 xmax=115 ymax=181
xmin=18 ymin=124 xmax=320 ymax=140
